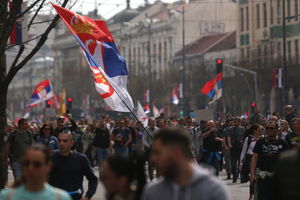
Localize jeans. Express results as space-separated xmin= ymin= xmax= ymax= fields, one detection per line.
xmin=201 ymin=151 xmax=220 ymax=176
xmin=223 ymin=149 xmax=231 ymax=176
xmin=11 ymin=161 xmax=22 ymax=181
xmin=96 ymin=148 xmax=110 ymax=166
xmin=230 ymin=148 xmax=242 ymax=180
xmin=114 ymin=146 xmax=129 ymax=157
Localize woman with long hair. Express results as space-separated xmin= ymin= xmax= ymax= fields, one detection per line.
xmin=0 ymin=143 xmax=71 ymax=200
xmin=101 ymin=154 xmax=146 ymax=200
xmin=37 ymin=124 xmax=58 ymax=151
xmin=240 ymin=124 xmax=264 ymax=200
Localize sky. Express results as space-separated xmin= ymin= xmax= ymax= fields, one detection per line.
xmin=73 ymin=0 xmax=179 ymax=19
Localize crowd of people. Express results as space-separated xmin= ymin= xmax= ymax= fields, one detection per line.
xmin=1 ymin=105 xmax=300 ymax=200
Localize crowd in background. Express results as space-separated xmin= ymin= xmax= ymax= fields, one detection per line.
xmin=1 ymin=104 xmax=300 ymax=200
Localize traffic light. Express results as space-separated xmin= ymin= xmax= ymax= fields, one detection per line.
xmin=67 ymin=97 xmax=73 ymax=111
xmin=216 ymin=58 xmax=223 ymax=74
xmin=251 ymin=102 xmax=256 ymax=108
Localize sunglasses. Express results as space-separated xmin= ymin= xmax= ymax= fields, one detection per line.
xmin=23 ymin=160 xmax=43 ymax=168
xmin=266 ymin=127 xmax=277 ymax=131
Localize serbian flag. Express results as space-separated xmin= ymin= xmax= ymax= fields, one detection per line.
xmin=52 ymin=4 xmax=134 ymax=112
xmin=171 ymin=87 xmax=179 ymax=105
xmin=27 ymin=80 xmax=54 ymax=107
xmin=144 ymin=104 xmax=150 ymax=114
xmin=273 ymin=68 xmax=283 ymax=88
xmin=9 ymin=2 xmax=28 ymax=45
xmin=200 ymin=73 xmax=222 ymax=103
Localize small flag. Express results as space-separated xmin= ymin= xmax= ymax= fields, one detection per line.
xmin=144 ymin=104 xmax=150 ymax=114
xmin=144 ymin=89 xmax=150 ymax=103
xmin=200 ymin=73 xmax=222 ymax=104
xmin=273 ymin=68 xmax=283 ymax=88
xmin=9 ymin=2 xmax=28 ymax=45
xmin=27 ymin=80 xmax=54 ymax=107
xmin=171 ymin=87 xmax=179 ymax=105
xmin=241 ymin=112 xmax=248 ymax=119
xmin=137 ymin=101 xmax=148 ymax=127
xmin=153 ymin=105 xmax=160 ymax=118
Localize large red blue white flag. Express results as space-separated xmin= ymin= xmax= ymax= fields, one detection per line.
xmin=52 ymin=4 xmax=134 ymax=112
xmin=200 ymin=73 xmax=222 ymax=104
xmin=27 ymin=80 xmax=54 ymax=107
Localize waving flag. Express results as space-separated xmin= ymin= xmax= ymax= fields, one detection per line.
xmin=144 ymin=89 xmax=150 ymax=103
xmin=137 ymin=101 xmax=148 ymax=127
xmin=27 ymin=80 xmax=54 ymax=107
xmin=144 ymin=104 xmax=150 ymax=114
xmin=200 ymin=73 xmax=222 ymax=103
xmin=273 ymin=68 xmax=283 ymax=88
xmin=171 ymin=87 xmax=179 ymax=105
xmin=52 ymin=4 xmax=133 ymax=112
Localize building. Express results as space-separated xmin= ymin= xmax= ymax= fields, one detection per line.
xmin=237 ymin=0 xmax=300 ymax=113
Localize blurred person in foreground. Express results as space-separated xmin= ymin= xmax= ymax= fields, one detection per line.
xmin=49 ymin=130 xmax=98 ymax=200
xmin=250 ymin=121 xmax=289 ymax=200
xmin=142 ymin=127 xmax=230 ymax=200
xmin=270 ymin=136 xmax=300 ymax=200
xmin=101 ymin=154 xmax=146 ymax=200
xmin=0 ymin=143 xmax=71 ymax=200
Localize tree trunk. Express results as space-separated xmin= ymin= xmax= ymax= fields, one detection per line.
xmin=0 ymin=52 xmax=7 ymax=189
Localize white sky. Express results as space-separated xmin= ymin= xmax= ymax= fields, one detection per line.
xmin=73 ymin=0 xmax=178 ymax=19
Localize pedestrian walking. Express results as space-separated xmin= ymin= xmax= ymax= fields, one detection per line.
xmin=228 ymin=117 xmax=245 ymax=183
xmin=142 ymin=118 xmax=158 ymax=180
xmin=49 ymin=130 xmax=98 ymax=200
xmin=0 ymin=143 xmax=71 ymax=200
xmin=5 ymin=118 xmax=33 ymax=180
xmin=239 ymin=124 xmax=263 ymax=200
xmin=142 ymin=127 xmax=230 ymax=200
xmin=287 ymin=117 xmax=300 ymax=148
xmin=93 ymin=120 xmax=111 ymax=177
xmin=201 ymin=120 xmax=223 ymax=176
xmin=250 ymin=121 xmax=289 ymax=200
xmin=37 ymin=124 xmax=58 ymax=151
xmin=81 ymin=124 xmax=96 ymax=165
xmin=101 ymin=154 xmax=146 ymax=200
xmin=112 ymin=119 xmax=132 ymax=156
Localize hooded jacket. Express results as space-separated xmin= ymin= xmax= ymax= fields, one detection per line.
xmin=142 ymin=164 xmax=230 ymax=200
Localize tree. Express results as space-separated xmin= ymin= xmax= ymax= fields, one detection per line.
xmin=0 ymin=0 xmax=70 ymax=188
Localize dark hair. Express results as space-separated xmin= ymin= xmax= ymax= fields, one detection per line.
xmin=12 ymin=143 xmax=51 ymax=188
xmin=267 ymin=120 xmax=279 ymax=129
xmin=39 ymin=124 xmax=54 ymax=137
xmin=106 ymin=153 xmax=146 ymax=200
xmin=245 ymin=124 xmax=260 ymax=138
xmin=18 ymin=118 xmax=27 ymax=128
xmin=153 ymin=127 xmax=192 ymax=158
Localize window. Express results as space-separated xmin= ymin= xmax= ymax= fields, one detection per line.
xmin=277 ymin=0 xmax=281 ymax=24
xmin=270 ymin=0 xmax=274 ymax=25
xmin=287 ymin=40 xmax=291 ymax=61
xmin=241 ymin=48 xmax=245 ymax=59
xmin=241 ymin=7 xmax=244 ymax=32
xmin=277 ymin=42 xmax=282 ymax=57
xmin=158 ymin=42 xmax=162 ymax=66
xmin=287 ymin=0 xmax=291 ymax=22
xmin=295 ymin=40 xmax=299 ymax=62
xmin=164 ymin=41 xmax=167 ymax=63
xmin=246 ymin=6 xmax=249 ymax=30
xmin=295 ymin=0 xmax=299 ymax=21
xmin=263 ymin=3 xmax=267 ymax=27
xmin=153 ymin=43 xmax=156 ymax=65
xmin=246 ymin=46 xmax=250 ymax=58
xmin=257 ymin=4 xmax=260 ymax=29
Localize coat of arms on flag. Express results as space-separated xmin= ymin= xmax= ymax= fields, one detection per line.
xmin=27 ymin=80 xmax=54 ymax=107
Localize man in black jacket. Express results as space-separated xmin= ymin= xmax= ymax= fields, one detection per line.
xmin=49 ymin=130 xmax=98 ymax=200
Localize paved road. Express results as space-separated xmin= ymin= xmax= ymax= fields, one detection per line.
xmin=7 ymin=168 xmax=248 ymax=200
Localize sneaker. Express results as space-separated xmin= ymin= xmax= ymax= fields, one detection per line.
xmin=227 ymin=174 xmax=231 ymax=180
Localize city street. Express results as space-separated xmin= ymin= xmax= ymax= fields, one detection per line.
xmin=7 ymin=168 xmax=248 ymax=200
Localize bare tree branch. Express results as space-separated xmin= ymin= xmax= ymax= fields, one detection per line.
xmin=5 ymin=34 xmax=42 ymax=50
xmin=27 ymin=0 xmax=47 ymax=30
xmin=31 ymin=19 xmax=53 ymax=25
xmin=16 ymin=0 xmax=42 ymax=19
xmin=0 ymin=0 xmax=22 ymax=55
xmin=9 ymin=45 xmax=25 ymax=69
xmin=5 ymin=0 xmax=70 ymax=88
